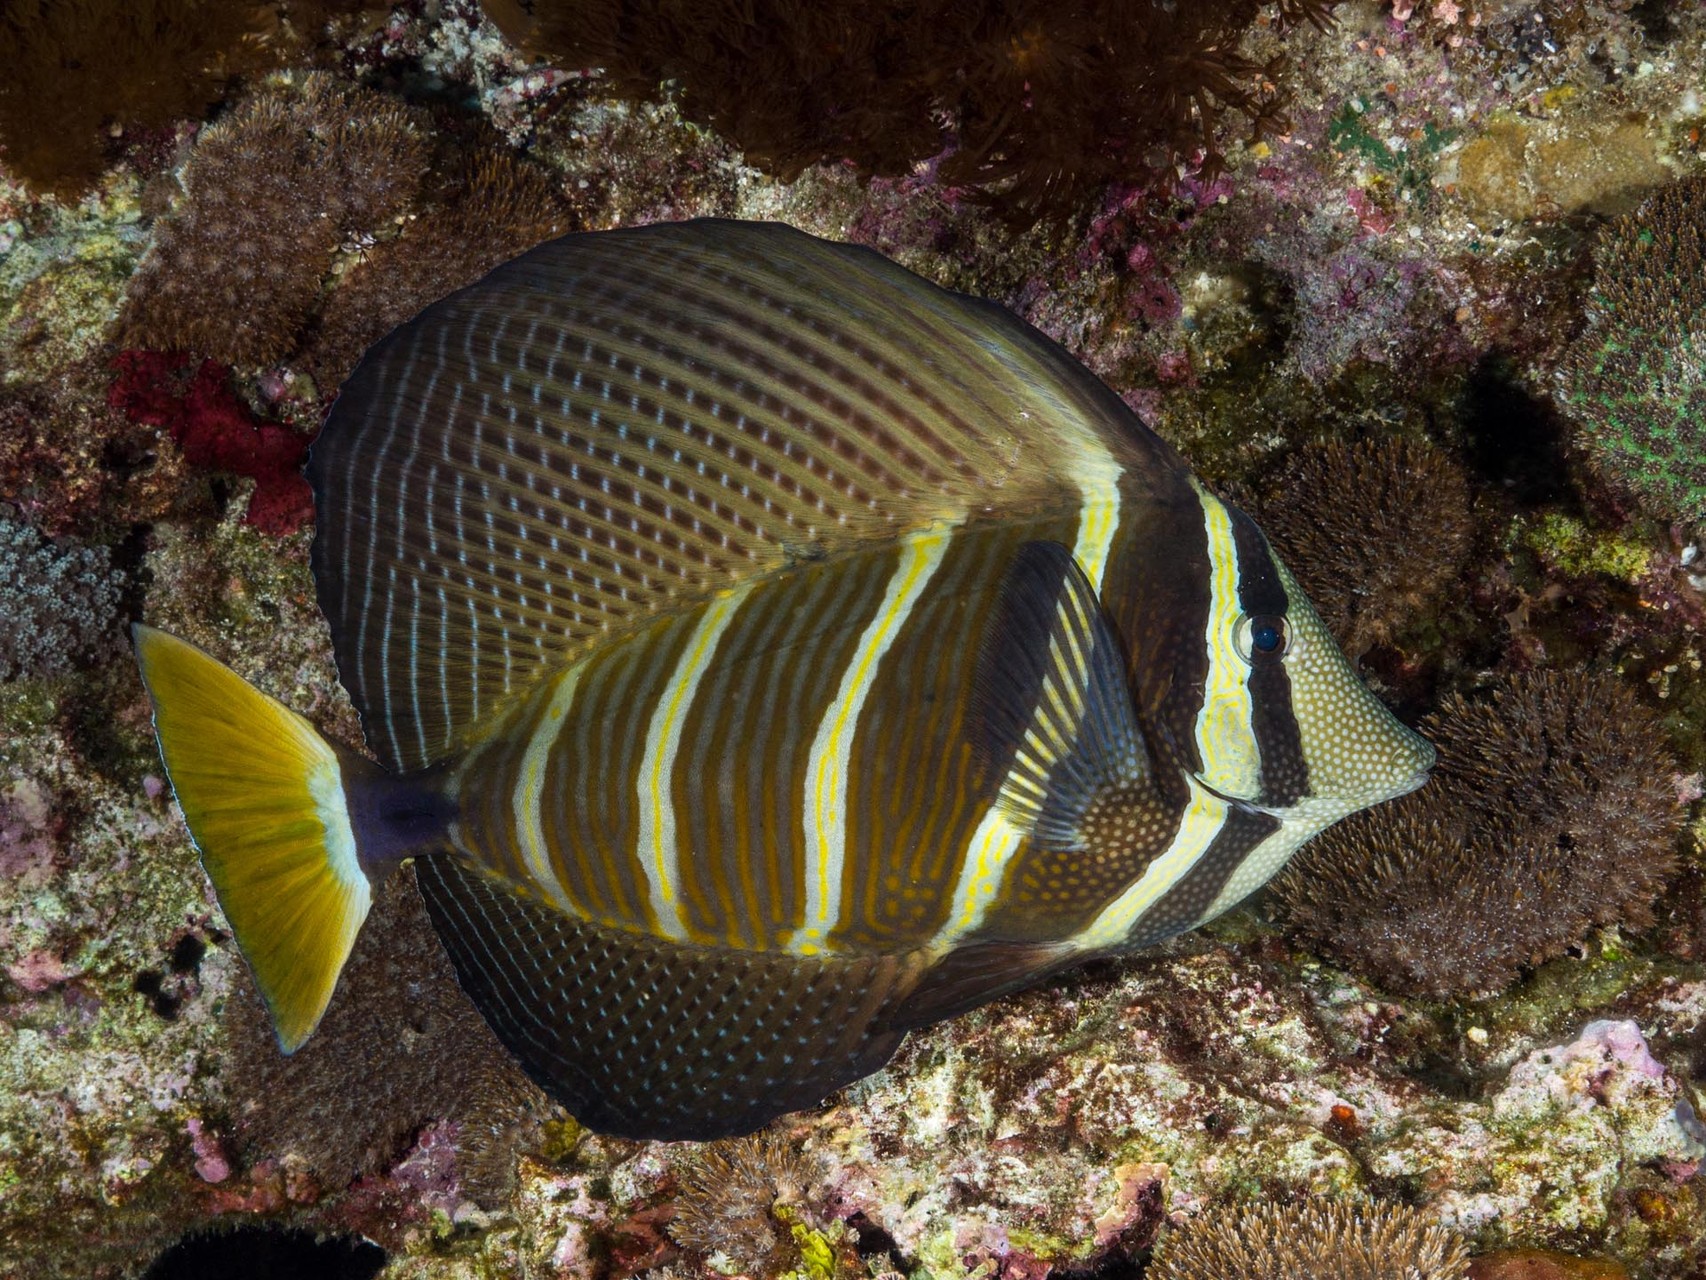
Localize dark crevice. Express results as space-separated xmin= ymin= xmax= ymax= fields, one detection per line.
xmin=1459 ymin=354 xmax=1574 ymax=507
xmin=847 ymin=1211 xmax=908 ymax=1273
xmin=143 ymin=1225 xmax=385 ymax=1280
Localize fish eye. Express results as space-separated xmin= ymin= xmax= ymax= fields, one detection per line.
xmin=1234 ymin=614 xmax=1290 ymax=662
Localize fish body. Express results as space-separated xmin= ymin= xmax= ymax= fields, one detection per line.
xmin=134 ymin=220 xmax=1433 ymax=1140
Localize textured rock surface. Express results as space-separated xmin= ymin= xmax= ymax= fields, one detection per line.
xmin=2 ymin=1 xmax=1705 ymax=1277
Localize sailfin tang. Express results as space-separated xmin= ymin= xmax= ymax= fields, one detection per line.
xmin=971 ymin=541 xmax=1153 ymax=851
xmin=132 ymin=625 xmax=443 ymax=1051
xmin=416 ymin=855 xmax=922 ymax=1140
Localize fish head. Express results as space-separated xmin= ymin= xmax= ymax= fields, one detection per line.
xmin=1184 ymin=490 xmax=1435 ymax=829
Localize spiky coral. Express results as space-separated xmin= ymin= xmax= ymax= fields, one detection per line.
xmin=1147 ymin=1199 xmax=1470 ymax=1280
xmin=1256 ymin=437 xmax=1474 ymax=659
xmin=481 ymin=0 xmax=1336 ymax=222
xmin=0 ymin=518 xmax=126 ymax=681
xmin=117 ymin=73 xmax=428 ymax=368
xmin=1273 ymin=668 xmax=1684 ymax=999
xmin=1555 ymin=177 xmax=1706 ymax=525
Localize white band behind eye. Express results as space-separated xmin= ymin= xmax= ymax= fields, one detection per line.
xmin=1233 ymin=613 xmax=1292 ymax=664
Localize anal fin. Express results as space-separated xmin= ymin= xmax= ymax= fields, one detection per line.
xmin=415 ymin=856 xmax=924 ymax=1141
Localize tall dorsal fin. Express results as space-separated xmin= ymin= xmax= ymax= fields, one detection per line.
xmin=308 ymin=220 xmax=1179 ymax=771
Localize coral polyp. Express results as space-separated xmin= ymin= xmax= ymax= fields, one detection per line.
xmin=1147 ymin=1198 xmax=1470 ymax=1280
xmin=1555 ymin=177 xmax=1706 ymax=526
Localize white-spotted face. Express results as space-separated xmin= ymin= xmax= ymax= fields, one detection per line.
xmin=1187 ymin=484 xmax=1434 ymax=822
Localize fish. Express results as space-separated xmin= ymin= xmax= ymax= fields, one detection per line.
xmin=132 ymin=219 xmax=1435 ymax=1142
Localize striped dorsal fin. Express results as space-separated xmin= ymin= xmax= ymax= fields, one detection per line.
xmin=308 ymin=219 xmax=1178 ymax=771
xmin=415 ymin=853 xmax=924 ymax=1140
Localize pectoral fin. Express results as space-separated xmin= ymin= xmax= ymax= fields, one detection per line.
xmin=970 ymin=540 xmax=1158 ymax=852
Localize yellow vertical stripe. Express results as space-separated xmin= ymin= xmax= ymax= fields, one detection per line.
xmin=931 ymin=438 xmax=1125 ymax=951
xmin=512 ymin=668 xmax=585 ymax=916
xmin=636 ymin=584 xmax=755 ymax=941
xmin=1191 ymin=481 xmax=1261 ymax=799
xmin=790 ymin=532 xmax=950 ymax=956
xmin=1068 ymin=776 xmax=1229 ymax=950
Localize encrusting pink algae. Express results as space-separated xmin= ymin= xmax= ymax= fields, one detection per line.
xmin=2 ymin=1 xmax=1706 ymax=1277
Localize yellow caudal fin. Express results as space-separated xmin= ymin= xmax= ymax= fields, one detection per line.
xmin=133 ymin=623 xmax=372 ymax=1052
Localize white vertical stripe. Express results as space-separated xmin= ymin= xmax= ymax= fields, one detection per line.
xmin=1191 ymin=481 xmax=1261 ymax=799
xmin=789 ymin=531 xmax=951 ymax=956
xmin=511 ymin=668 xmax=585 ymax=915
xmin=635 ymin=582 xmax=755 ymax=941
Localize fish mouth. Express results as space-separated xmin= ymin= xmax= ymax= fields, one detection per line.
xmin=1390 ymin=766 xmax=1433 ymax=799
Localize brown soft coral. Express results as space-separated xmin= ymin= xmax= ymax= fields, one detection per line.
xmin=1273 ymin=668 xmax=1684 ymax=999
xmin=1256 ymin=437 xmax=1475 ymax=660
xmin=117 ymin=72 xmax=429 ymax=368
xmin=1148 ymin=1199 xmax=1469 ymax=1280
xmin=0 ymin=0 xmax=274 ymax=197
xmin=226 ymin=869 xmax=556 ymax=1202
xmin=482 ymin=0 xmax=1336 ymax=223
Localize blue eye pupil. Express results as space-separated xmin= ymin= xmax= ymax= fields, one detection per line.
xmin=1252 ymin=622 xmax=1281 ymax=652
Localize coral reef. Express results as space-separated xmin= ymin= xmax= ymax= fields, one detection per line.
xmin=1255 ymin=436 xmax=1474 ymax=659
xmin=1273 ymin=668 xmax=1685 ymax=999
xmin=224 ymin=871 xmax=552 ymax=1203
xmin=302 ymin=150 xmax=570 ymax=390
xmin=0 ymin=518 xmax=127 ymax=681
xmin=668 ymin=1133 xmax=831 ymax=1276
xmin=1555 ymin=177 xmax=1706 ymax=526
xmin=1146 ymin=1198 xmax=1471 ymax=1279
xmin=3 ymin=0 xmax=1706 ymax=1277
xmin=481 ymin=0 xmax=1337 ymax=222
xmin=117 ymin=73 xmax=429 ymax=368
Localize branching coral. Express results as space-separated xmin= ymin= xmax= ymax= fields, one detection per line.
xmin=0 ymin=517 xmax=127 ymax=681
xmin=1256 ymin=437 xmax=1474 ymax=659
xmin=481 ymin=0 xmax=1337 ymax=222
xmin=0 ymin=0 xmax=273 ymax=198
xmin=1555 ymin=176 xmax=1706 ymax=525
xmin=117 ymin=73 xmax=429 ymax=368
xmin=1147 ymin=1198 xmax=1470 ymax=1280
xmin=1273 ymin=668 xmax=1684 ymax=999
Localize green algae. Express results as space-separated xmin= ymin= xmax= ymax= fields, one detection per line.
xmin=0 ymin=183 xmax=145 ymax=386
xmin=1520 ymin=512 xmax=1655 ymax=583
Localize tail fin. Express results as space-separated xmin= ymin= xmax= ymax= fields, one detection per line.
xmin=133 ymin=623 xmax=379 ymax=1052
